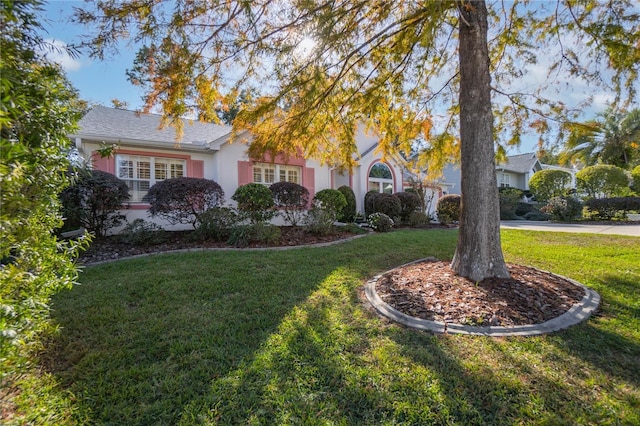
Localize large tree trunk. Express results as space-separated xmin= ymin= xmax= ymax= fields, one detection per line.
xmin=451 ymin=0 xmax=510 ymax=282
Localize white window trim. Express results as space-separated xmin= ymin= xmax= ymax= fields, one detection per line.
xmin=368 ymin=163 xmax=394 ymax=193
xmin=253 ymin=162 xmax=301 ymax=185
xmin=116 ymin=154 xmax=186 ymax=202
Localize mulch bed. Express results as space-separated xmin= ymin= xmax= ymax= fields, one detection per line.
xmin=78 ymin=226 xmax=362 ymax=264
xmin=374 ymin=259 xmax=585 ymax=327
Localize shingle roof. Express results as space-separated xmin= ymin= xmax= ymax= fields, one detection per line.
xmin=73 ymin=106 xmax=232 ymax=149
xmin=497 ymin=152 xmax=541 ymax=174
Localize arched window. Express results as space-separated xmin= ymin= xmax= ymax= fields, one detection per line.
xmin=368 ymin=162 xmax=393 ymax=194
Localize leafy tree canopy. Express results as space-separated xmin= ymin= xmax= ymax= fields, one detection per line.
xmin=76 ymin=0 xmax=640 ymax=171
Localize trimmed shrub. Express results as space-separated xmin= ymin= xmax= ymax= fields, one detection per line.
xmin=631 ymin=165 xmax=640 ymax=194
xmin=368 ymin=212 xmax=394 ymax=232
xmin=194 ymin=206 xmax=241 ymax=241
xmin=523 ymin=211 xmax=551 ymax=221
xmin=147 ymin=177 xmax=224 ymax=228
xmin=584 ymin=196 xmax=640 ymax=220
xmin=364 ymin=192 xmax=402 ymax=222
xmin=270 ymin=181 xmax=309 ymax=226
xmin=60 ymin=169 xmax=130 ymax=237
xmin=364 ymin=190 xmax=379 ymax=216
xmin=232 ymin=183 xmax=275 ymax=224
xmin=118 ymin=219 xmax=166 ymax=246
xmin=337 ymin=185 xmax=357 ymax=223
xmin=529 ymin=169 xmax=573 ymax=202
xmin=499 ymin=187 xmax=523 ymax=220
xmin=576 ymin=164 xmax=630 ymax=198
xmin=515 ymin=202 xmax=538 ymax=217
xmin=227 ymin=223 xmax=281 ymax=247
xmin=394 ymin=191 xmax=421 ymax=224
xmin=436 ymin=194 xmax=461 ymax=224
xmin=409 ymin=211 xmax=431 ymax=227
xmin=540 ymin=196 xmax=583 ymax=221
xmin=313 ymin=189 xmax=347 ymax=214
xmin=304 ymin=189 xmax=347 ymax=235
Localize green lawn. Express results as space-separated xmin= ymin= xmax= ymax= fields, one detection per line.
xmin=21 ymin=229 xmax=640 ymax=424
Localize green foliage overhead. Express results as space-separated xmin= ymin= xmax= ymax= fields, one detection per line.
xmin=0 ymin=0 xmax=86 ymax=406
xmin=575 ymin=164 xmax=630 ymax=198
xmin=77 ymin=1 xmax=640 ymax=170
xmin=529 ymin=169 xmax=573 ymax=202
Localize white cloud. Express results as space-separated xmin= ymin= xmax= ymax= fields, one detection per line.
xmin=40 ymin=39 xmax=83 ymax=72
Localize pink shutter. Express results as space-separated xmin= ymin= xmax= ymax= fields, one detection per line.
xmin=190 ymin=160 xmax=204 ymax=178
xmin=92 ymin=152 xmax=115 ymax=174
xmin=237 ymin=161 xmax=252 ymax=185
xmin=304 ymin=167 xmax=315 ymax=201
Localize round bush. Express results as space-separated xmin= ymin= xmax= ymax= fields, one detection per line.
xmin=337 ymin=185 xmax=357 ymax=223
xmin=529 ymin=169 xmax=573 ymax=202
xmin=232 ymin=183 xmax=276 ymax=224
xmin=368 ymin=212 xmax=394 ymax=232
xmin=60 ymin=169 xmax=130 ymax=237
xmin=147 ymin=177 xmax=224 ymax=228
xmin=409 ymin=211 xmax=431 ymax=227
xmin=576 ymin=164 xmax=630 ymax=198
xmin=313 ymin=189 xmax=347 ymax=216
xmin=394 ymin=191 xmax=421 ymax=224
xmin=436 ymin=194 xmax=461 ymax=224
xmin=270 ymin=181 xmax=309 ymax=226
xmin=364 ymin=192 xmax=401 ymax=221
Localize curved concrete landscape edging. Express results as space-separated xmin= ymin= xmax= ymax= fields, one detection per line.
xmin=365 ymin=258 xmax=601 ymax=337
xmin=82 ymin=233 xmax=370 ymax=267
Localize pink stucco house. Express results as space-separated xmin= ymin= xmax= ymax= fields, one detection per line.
xmin=71 ymin=106 xmax=447 ymax=230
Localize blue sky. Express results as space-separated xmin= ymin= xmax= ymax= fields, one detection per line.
xmin=43 ymin=1 xmax=145 ymax=110
xmin=41 ymin=1 xmax=638 ymax=156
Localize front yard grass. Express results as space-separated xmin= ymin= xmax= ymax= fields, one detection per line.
xmin=18 ymin=229 xmax=640 ymax=424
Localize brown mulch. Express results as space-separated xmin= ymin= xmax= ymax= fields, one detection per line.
xmin=375 ymin=259 xmax=585 ymax=327
xmin=77 ymin=226 xmax=362 ymax=264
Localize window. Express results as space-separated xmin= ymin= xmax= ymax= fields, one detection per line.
xmin=116 ymin=155 xmax=185 ymax=202
xmin=368 ymin=162 xmax=394 ymax=194
xmin=499 ymin=173 xmax=510 ymax=188
xmin=253 ymin=162 xmax=301 ymax=185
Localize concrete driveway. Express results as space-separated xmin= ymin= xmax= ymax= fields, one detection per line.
xmin=500 ymin=220 xmax=640 ymax=237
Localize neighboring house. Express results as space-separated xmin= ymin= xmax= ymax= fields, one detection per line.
xmin=495 ymin=152 xmax=543 ymax=191
xmin=72 ymin=106 xmax=442 ymax=231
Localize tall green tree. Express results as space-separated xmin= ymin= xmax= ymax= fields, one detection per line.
xmin=560 ymin=107 xmax=640 ymax=169
xmin=1 ymin=0 xmax=86 ymax=402
xmin=77 ymin=0 xmax=639 ymax=281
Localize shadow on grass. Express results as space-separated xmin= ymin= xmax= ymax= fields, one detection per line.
xmin=43 ymin=230 xmax=457 ymax=424
xmin=40 ymin=229 xmax=637 ymax=424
